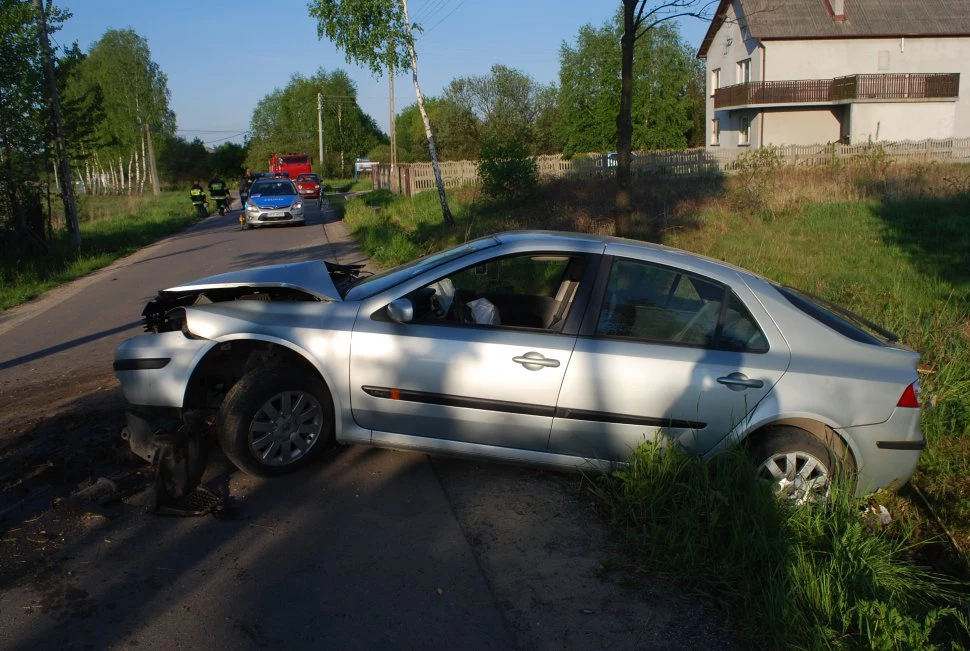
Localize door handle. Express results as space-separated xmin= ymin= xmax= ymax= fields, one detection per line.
xmin=513 ymin=352 xmax=560 ymax=370
xmin=717 ymin=372 xmax=764 ymax=390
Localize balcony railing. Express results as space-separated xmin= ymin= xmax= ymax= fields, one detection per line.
xmin=714 ymin=73 xmax=960 ymax=109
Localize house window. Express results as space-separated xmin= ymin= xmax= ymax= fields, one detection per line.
xmin=711 ymin=68 xmax=720 ymax=96
xmin=737 ymin=58 xmax=751 ymax=83
xmin=739 ymin=116 xmax=751 ymax=145
xmin=711 ymin=119 xmax=720 ymax=146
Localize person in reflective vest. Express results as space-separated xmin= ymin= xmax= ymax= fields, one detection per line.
xmin=189 ymin=181 xmax=207 ymax=217
xmin=208 ymin=176 xmax=231 ymax=214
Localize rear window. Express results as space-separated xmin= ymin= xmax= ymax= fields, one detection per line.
xmin=774 ymin=285 xmax=893 ymax=345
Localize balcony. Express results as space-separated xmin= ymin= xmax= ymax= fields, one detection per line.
xmin=714 ymin=73 xmax=960 ymax=109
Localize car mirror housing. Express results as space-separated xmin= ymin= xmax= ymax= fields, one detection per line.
xmin=386 ymin=298 xmax=414 ymax=324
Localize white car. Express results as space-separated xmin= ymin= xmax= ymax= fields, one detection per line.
xmin=115 ymin=231 xmax=924 ymax=503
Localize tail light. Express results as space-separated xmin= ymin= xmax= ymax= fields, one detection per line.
xmin=897 ymin=381 xmax=920 ymax=408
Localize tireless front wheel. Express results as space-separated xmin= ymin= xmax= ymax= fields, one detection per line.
xmin=749 ymin=426 xmax=854 ymax=504
xmin=218 ymin=366 xmax=334 ymax=477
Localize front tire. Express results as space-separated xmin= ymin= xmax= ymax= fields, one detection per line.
xmin=218 ymin=366 xmax=334 ymax=477
xmin=748 ymin=426 xmax=854 ymax=504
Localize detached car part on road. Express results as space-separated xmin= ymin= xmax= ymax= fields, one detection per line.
xmin=115 ymin=232 xmax=925 ymax=504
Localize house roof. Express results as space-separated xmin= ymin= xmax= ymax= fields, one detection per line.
xmin=698 ymin=0 xmax=970 ymax=58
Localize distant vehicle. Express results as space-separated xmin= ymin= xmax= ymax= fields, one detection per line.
xmin=240 ymin=178 xmax=305 ymax=229
xmin=296 ymin=173 xmax=321 ymax=202
xmin=269 ymin=153 xmax=312 ymax=179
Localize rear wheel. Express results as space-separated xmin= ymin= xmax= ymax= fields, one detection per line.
xmin=748 ymin=426 xmax=854 ymax=504
xmin=218 ymin=366 xmax=334 ymax=477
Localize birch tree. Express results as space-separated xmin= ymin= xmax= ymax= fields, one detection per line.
xmin=308 ymin=0 xmax=455 ymax=226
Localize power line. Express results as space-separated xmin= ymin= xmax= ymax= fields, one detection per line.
xmin=426 ymin=0 xmax=472 ymax=32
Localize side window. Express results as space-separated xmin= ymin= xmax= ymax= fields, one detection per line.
xmin=595 ymin=259 xmax=767 ymax=352
xmin=408 ymin=254 xmax=586 ymax=331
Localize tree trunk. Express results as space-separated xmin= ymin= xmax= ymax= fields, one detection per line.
xmin=140 ymin=136 xmax=147 ymax=193
xmin=614 ymin=0 xmax=637 ymax=237
xmin=400 ymin=0 xmax=455 ymax=226
xmin=34 ymin=0 xmax=80 ymax=246
xmin=127 ymin=153 xmax=134 ymax=195
xmin=145 ymin=123 xmax=160 ymax=196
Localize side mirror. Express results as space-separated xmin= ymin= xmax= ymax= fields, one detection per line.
xmin=386 ymin=298 xmax=414 ymax=324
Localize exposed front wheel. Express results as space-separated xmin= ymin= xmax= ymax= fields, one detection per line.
xmin=748 ymin=426 xmax=854 ymax=504
xmin=218 ymin=367 xmax=334 ymax=477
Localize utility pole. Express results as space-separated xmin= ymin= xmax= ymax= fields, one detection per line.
xmin=389 ymin=65 xmax=397 ymax=172
xmin=317 ymin=92 xmax=324 ymax=172
xmin=33 ymin=0 xmax=80 ymax=247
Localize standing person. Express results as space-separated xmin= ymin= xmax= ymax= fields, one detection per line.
xmin=189 ymin=181 xmax=207 ymax=217
xmin=207 ymin=176 xmax=230 ymax=215
xmin=238 ymin=171 xmax=250 ymax=209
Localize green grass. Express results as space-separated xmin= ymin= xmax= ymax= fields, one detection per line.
xmin=1 ymin=192 xmax=199 ymax=312
xmin=342 ymin=165 xmax=970 ymax=647
xmin=323 ymin=177 xmax=374 ymax=194
xmin=591 ymin=444 xmax=968 ymax=649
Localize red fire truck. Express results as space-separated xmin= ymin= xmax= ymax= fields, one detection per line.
xmin=268 ymin=153 xmax=312 ymax=178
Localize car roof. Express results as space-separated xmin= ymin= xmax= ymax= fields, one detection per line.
xmin=493 ymin=230 xmax=762 ymax=282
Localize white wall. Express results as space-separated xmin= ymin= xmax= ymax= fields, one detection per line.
xmin=765 ymin=37 xmax=970 ymax=138
xmin=705 ymin=0 xmax=764 ymax=147
xmin=762 ymin=108 xmax=842 ymax=146
xmin=849 ymin=102 xmax=957 ymax=143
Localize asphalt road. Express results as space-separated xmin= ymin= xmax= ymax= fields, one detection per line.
xmin=0 ymin=198 xmax=366 ymax=411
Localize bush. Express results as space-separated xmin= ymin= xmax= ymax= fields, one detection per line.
xmin=477 ymin=137 xmax=539 ymax=205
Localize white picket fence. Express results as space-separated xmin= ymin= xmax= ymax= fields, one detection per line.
xmin=373 ymin=137 xmax=970 ymax=196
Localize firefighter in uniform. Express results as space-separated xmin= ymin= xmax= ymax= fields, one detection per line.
xmin=189 ymin=181 xmax=207 ymax=217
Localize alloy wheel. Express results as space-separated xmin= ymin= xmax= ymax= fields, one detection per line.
xmin=248 ymin=390 xmax=324 ymax=467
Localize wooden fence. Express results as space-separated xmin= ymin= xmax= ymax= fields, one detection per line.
xmin=373 ymin=137 xmax=970 ymax=197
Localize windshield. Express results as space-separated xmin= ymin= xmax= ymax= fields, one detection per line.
xmin=346 ymin=237 xmax=501 ymax=300
xmin=251 ymin=181 xmax=296 ymax=196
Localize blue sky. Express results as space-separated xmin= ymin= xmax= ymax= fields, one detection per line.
xmin=56 ymin=0 xmax=710 ymax=146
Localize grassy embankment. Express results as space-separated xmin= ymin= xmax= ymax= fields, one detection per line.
xmin=340 ymin=161 xmax=970 ymax=648
xmin=323 ymin=177 xmax=373 ymax=194
xmin=1 ymin=192 xmax=199 ymax=312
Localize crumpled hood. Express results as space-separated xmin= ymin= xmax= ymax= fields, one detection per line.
xmin=250 ymin=194 xmax=298 ymax=209
xmin=164 ymin=260 xmax=342 ymax=302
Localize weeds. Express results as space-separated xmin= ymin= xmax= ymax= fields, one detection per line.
xmin=591 ymin=444 xmax=969 ymax=649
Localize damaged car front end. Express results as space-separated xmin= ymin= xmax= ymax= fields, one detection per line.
xmin=115 ymin=260 xmax=363 ymax=509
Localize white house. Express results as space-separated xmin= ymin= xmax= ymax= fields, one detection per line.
xmin=698 ymin=0 xmax=970 ymax=148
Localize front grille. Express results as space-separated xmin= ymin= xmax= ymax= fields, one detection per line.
xmin=259 ymin=212 xmax=292 ymax=222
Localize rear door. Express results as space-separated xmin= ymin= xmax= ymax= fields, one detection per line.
xmin=548 ymin=252 xmax=791 ymax=461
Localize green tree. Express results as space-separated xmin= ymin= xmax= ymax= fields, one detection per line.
xmin=67 ymin=28 xmax=173 ymax=194
xmin=614 ymin=1 xmax=711 ymax=235
xmin=209 ymin=142 xmax=247 ymax=180
xmin=308 ymin=0 xmax=455 ymax=226
xmin=246 ymin=69 xmax=385 ymax=177
xmin=444 ymin=64 xmax=557 ymax=155
xmin=559 ymin=16 xmax=697 ymax=155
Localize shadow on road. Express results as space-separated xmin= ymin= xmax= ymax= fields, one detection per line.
xmin=0 ymin=320 xmax=142 ymax=372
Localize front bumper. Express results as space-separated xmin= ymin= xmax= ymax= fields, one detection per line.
xmin=242 ymin=205 xmax=305 ymax=225
xmin=115 ymin=331 xmax=216 ymax=408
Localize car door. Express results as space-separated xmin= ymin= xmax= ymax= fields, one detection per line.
xmin=350 ymin=252 xmax=592 ymax=452
xmin=548 ymin=253 xmax=791 ymax=461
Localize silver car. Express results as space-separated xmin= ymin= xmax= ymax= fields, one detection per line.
xmin=114 ymin=231 xmax=924 ymax=502
xmin=241 ymin=178 xmax=305 ymax=229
